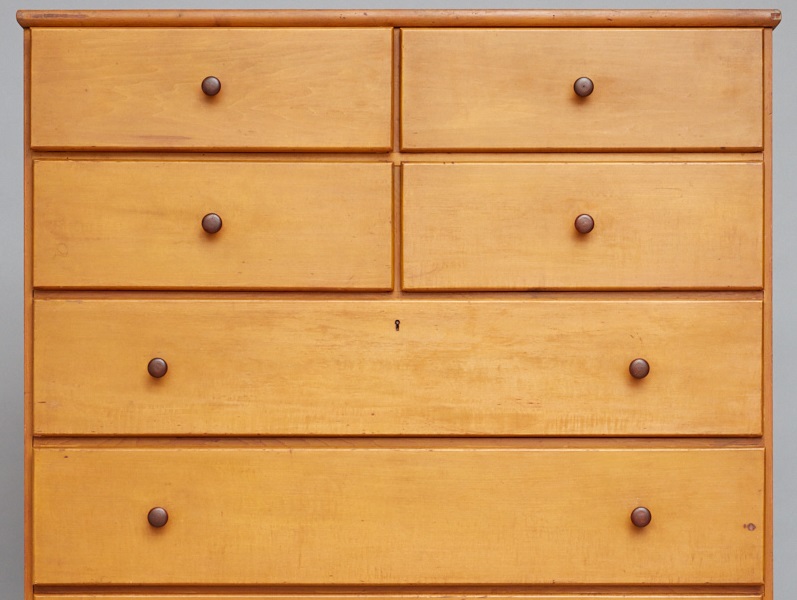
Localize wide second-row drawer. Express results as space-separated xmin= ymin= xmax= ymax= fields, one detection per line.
xmin=33 ymin=160 xmax=393 ymax=290
xmin=33 ymin=447 xmax=763 ymax=585
xmin=34 ymin=160 xmax=761 ymax=290
xmin=403 ymin=162 xmax=763 ymax=290
xmin=34 ymin=299 xmax=761 ymax=436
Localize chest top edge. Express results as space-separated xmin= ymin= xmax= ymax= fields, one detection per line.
xmin=16 ymin=8 xmax=782 ymax=29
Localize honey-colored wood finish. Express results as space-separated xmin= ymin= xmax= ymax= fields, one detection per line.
xmin=33 ymin=299 xmax=761 ymax=436
xmin=33 ymin=447 xmax=764 ymax=585
xmin=17 ymin=9 xmax=782 ymax=28
xmin=33 ymin=161 xmax=393 ymax=290
xmin=29 ymin=150 xmax=764 ymax=163
xmin=20 ymin=9 xmax=777 ymax=600
xmin=762 ymin=27 xmax=775 ymax=600
xmin=403 ymin=162 xmax=763 ymax=290
xmin=22 ymin=27 xmax=33 ymax=600
xmin=30 ymin=437 xmax=765 ymax=450
xmin=33 ymin=289 xmax=766 ymax=301
xmin=30 ymin=28 xmax=392 ymax=150
xmin=34 ymin=593 xmax=761 ymax=600
xmin=402 ymin=29 xmax=763 ymax=151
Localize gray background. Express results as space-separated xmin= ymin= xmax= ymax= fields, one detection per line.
xmin=0 ymin=0 xmax=793 ymax=597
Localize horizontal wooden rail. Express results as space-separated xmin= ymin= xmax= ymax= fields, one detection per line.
xmin=18 ymin=9 xmax=782 ymax=28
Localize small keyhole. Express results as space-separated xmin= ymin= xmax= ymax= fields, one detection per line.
xmin=395 ymin=320 xmax=400 ymax=331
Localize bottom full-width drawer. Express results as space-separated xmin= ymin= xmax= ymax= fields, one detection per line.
xmin=33 ymin=447 xmax=764 ymax=585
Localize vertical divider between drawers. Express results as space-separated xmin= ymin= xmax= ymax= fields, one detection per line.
xmin=392 ymin=27 xmax=403 ymax=298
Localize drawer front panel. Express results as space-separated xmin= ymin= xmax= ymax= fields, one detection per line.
xmin=401 ymin=29 xmax=762 ymax=150
xmin=33 ymin=447 xmax=764 ymax=584
xmin=403 ymin=162 xmax=762 ymax=290
xmin=30 ymin=28 xmax=392 ymax=150
xmin=34 ymin=299 xmax=762 ymax=436
xmin=33 ymin=161 xmax=393 ymax=290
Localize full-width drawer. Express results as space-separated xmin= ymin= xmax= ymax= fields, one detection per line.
xmin=33 ymin=160 xmax=393 ymax=290
xmin=401 ymin=28 xmax=762 ymax=150
xmin=30 ymin=28 xmax=392 ymax=150
xmin=403 ymin=162 xmax=762 ymax=290
xmin=34 ymin=299 xmax=762 ymax=436
xmin=33 ymin=447 xmax=764 ymax=585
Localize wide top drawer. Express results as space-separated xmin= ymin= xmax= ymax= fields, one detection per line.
xmin=30 ymin=28 xmax=392 ymax=150
xmin=402 ymin=28 xmax=763 ymax=150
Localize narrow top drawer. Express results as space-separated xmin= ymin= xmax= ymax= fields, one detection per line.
xmin=402 ymin=29 xmax=763 ymax=150
xmin=30 ymin=28 xmax=392 ymax=150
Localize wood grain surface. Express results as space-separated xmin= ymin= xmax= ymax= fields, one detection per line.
xmin=402 ymin=29 xmax=763 ymax=150
xmin=403 ymin=162 xmax=763 ymax=290
xmin=30 ymin=28 xmax=392 ymax=150
xmin=33 ymin=299 xmax=761 ymax=436
xmin=33 ymin=447 xmax=764 ymax=585
xmin=33 ymin=161 xmax=393 ymax=290
xmin=22 ymin=9 xmax=775 ymax=599
xmin=33 ymin=586 xmax=761 ymax=600
xmin=17 ymin=8 xmax=783 ymax=28
xmin=762 ymin=27 xmax=775 ymax=600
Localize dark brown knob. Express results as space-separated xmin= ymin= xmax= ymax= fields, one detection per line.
xmin=147 ymin=357 xmax=168 ymax=379
xmin=629 ymin=358 xmax=650 ymax=379
xmin=574 ymin=77 xmax=594 ymax=97
xmin=201 ymin=76 xmax=221 ymax=96
xmin=147 ymin=507 xmax=169 ymax=528
xmin=201 ymin=213 xmax=223 ymax=234
xmin=631 ymin=506 xmax=652 ymax=528
xmin=574 ymin=214 xmax=595 ymax=234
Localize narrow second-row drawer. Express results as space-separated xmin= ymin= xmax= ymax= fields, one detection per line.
xmin=403 ymin=162 xmax=763 ymax=290
xmin=33 ymin=447 xmax=764 ymax=585
xmin=30 ymin=28 xmax=392 ymax=150
xmin=33 ymin=160 xmax=393 ymax=290
xmin=33 ymin=299 xmax=762 ymax=436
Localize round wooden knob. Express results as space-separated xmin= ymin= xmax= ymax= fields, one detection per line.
xmin=574 ymin=77 xmax=594 ymax=97
xmin=631 ymin=506 xmax=652 ymax=528
xmin=201 ymin=76 xmax=221 ymax=96
xmin=629 ymin=358 xmax=650 ymax=379
xmin=574 ymin=214 xmax=595 ymax=234
xmin=202 ymin=213 xmax=223 ymax=234
xmin=147 ymin=507 xmax=169 ymax=528
xmin=147 ymin=357 xmax=168 ymax=379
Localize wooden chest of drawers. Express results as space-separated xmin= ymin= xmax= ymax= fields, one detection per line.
xmin=19 ymin=8 xmax=779 ymax=600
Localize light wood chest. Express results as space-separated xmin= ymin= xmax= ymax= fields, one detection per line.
xmin=18 ymin=8 xmax=780 ymax=600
